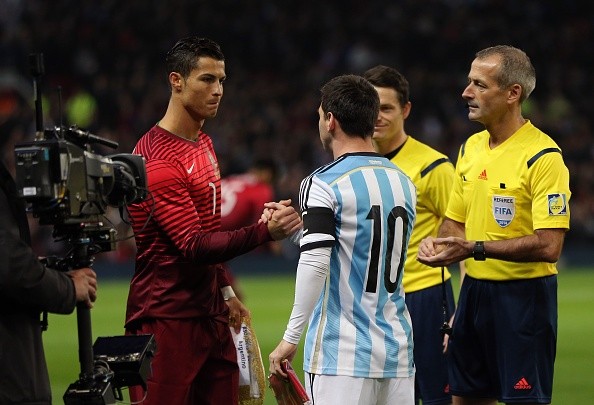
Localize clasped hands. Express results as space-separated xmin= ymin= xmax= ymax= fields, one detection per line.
xmin=417 ymin=236 xmax=473 ymax=267
xmin=260 ymin=199 xmax=302 ymax=240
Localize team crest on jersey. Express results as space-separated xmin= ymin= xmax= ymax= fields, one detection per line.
xmin=207 ymin=150 xmax=221 ymax=179
xmin=492 ymin=195 xmax=515 ymax=227
xmin=548 ymin=193 xmax=568 ymax=215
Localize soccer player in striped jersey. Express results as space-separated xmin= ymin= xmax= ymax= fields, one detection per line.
xmin=418 ymin=46 xmax=570 ymax=405
xmin=364 ymin=65 xmax=456 ymax=405
xmin=269 ymin=74 xmax=417 ymax=405
xmin=125 ymin=36 xmax=301 ymax=405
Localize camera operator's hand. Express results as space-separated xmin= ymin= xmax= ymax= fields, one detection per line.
xmin=67 ymin=268 xmax=98 ymax=308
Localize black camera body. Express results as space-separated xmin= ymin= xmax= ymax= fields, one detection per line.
xmin=14 ymin=125 xmax=148 ymax=269
xmin=15 ymin=126 xmax=147 ymax=228
xmin=15 ymin=53 xmax=154 ymax=405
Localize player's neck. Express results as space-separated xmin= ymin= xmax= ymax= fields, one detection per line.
xmin=332 ymin=136 xmax=376 ymax=159
xmin=374 ymin=133 xmax=407 ymax=155
xmin=159 ymin=113 xmax=205 ymax=142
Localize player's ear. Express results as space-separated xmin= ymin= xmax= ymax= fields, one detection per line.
xmin=327 ymin=112 xmax=336 ymax=131
xmin=402 ymin=101 xmax=412 ymax=120
xmin=169 ymin=72 xmax=183 ymax=92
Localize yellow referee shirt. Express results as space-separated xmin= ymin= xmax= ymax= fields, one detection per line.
xmin=447 ymin=121 xmax=571 ymax=280
xmin=389 ymin=136 xmax=455 ymax=292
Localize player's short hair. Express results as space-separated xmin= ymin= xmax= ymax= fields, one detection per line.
xmin=320 ymin=75 xmax=379 ymax=139
xmin=363 ymin=65 xmax=410 ymax=108
xmin=476 ymin=45 xmax=536 ymax=103
xmin=165 ymin=36 xmax=225 ymax=79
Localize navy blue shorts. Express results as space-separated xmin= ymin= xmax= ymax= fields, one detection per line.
xmin=406 ymin=279 xmax=455 ymax=405
xmin=448 ymin=275 xmax=557 ymax=404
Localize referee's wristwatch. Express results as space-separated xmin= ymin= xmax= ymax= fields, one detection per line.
xmin=472 ymin=241 xmax=486 ymax=261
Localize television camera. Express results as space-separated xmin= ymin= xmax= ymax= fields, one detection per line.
xmin=14 ymin=53 xmax=155 ymax=404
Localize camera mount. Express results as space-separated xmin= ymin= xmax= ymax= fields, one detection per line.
xmin=16 ymin=53 xmax=153 ymax=404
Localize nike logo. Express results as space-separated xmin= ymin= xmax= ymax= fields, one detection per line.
xmin=187 ymin=162 xmax=195 ymax=174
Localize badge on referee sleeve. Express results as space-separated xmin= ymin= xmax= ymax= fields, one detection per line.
xmin=230 ymin=317 xmax=266 ymax=405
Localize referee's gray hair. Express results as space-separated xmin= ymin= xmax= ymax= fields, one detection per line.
xmin=476 ymin=45 xmax=536 ymax=103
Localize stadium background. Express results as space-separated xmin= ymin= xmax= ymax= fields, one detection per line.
xmin=1 ymin=1 xmax=593 ymax=403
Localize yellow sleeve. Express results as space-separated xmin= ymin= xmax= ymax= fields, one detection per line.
xmin=445 ymin=146 xmax=465 ymax=223
xmin=529 ymin=151 xmax=571 ymax=230
xmin=424 ymin=159 xmax=455 ymax=219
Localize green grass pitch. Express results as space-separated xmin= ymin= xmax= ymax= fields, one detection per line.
xmin=45 ymin=267 xmax=594 ymax=404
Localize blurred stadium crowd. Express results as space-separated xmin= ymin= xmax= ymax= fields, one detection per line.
xmin=1 ymin=0 xmax=592 ymax=261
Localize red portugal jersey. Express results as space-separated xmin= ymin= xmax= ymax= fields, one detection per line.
xmin=125 ymin=125 xmax=272 ymax=325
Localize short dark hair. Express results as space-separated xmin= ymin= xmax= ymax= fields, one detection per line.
xmin=320 ymin=75 xmax=379 ymax=138
xmin=165 ymin=36 xmax=225 ymax=79
xmin=363 ymin=65 xmax=410 ymax=108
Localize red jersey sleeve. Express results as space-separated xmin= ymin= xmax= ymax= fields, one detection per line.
xmin=141 ymin=159 xmax=272 ymax=264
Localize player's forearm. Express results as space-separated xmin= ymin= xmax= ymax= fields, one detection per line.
xmin=183 ymin=222 xmax=272 ymax=264
xmin=283 ymin=247 xmax=331 ymax=344
xmin=216 ymin=263 xmax=233 ymax=289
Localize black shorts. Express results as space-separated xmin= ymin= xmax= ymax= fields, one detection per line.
xmin=406 ymin=280 xmax=455 ymax=405
xmin=448 ymin=275 xmax=557 ymax=404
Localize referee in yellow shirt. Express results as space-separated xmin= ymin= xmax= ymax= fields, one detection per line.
xmin=364 ymin=65 xmax=456 ymax=405
xmin=418 ymin=45 xmax=570 ymax=405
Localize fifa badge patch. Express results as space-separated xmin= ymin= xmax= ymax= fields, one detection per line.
xmin=548 ymin=193 xmax=568 ymax=215
xmin=492 ymin=195 xmax=515 ymax=227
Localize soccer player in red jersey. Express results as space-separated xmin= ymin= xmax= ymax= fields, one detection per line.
xmin=125 ymin=36 xmax=301 ymax=405
xmin=221 ymin=159 xmax=278 ymax=232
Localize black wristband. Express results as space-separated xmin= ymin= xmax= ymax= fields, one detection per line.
xmin=473 ymin=241 xmax=486 ymax=261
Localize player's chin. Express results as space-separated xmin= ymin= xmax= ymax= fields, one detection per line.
xmin=205 ymin=104 xmax=220 ymax=115
xmin=372 ymin=130 xmax=385 ymax=140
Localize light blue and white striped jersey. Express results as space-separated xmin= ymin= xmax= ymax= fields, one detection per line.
xmin=298 ymin=152 xmax=416 ymax=378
